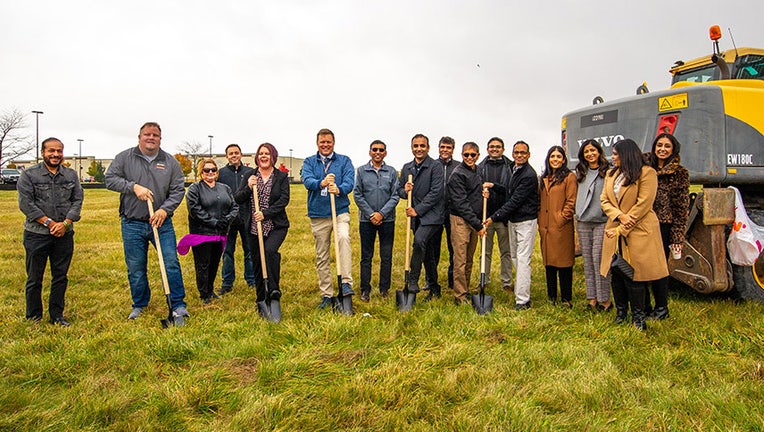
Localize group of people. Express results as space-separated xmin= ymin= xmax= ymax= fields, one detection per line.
xmin=17 ymin=123 xmax=688 ymax=331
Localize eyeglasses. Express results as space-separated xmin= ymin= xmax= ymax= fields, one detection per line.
xmin=202 ymin=167 xmax=218 ymax=173
xmin=462 ymin=153 xmax=478 ymax=158
xmin=513 ymin=151 xmax=529 ymax=156
xmin=370 ymin=148 xmax=386 ymax=153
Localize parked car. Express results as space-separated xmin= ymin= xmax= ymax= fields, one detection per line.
xmin=0 ymin=168 xmax=21 ymax=184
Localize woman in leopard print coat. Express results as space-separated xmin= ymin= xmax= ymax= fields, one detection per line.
xmin=644 ymin=133 xmax=690 ymax=320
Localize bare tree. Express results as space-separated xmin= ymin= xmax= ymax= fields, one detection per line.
xmin=0 ymin=108 xmax=35 ymax=167
xmin=177 ymin=140 xmax=205 ymax=181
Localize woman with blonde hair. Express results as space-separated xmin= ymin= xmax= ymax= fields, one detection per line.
xmin=184 ymin=158 xmax=238 ymax=304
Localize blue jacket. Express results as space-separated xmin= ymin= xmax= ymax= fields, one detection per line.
xmin=353 ymin=161 xmax=400 ymax=222
xmin=301 ymin=152 xmax=355 ymax=218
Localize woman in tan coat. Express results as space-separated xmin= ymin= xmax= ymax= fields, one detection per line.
xmin=600 ymin=139 xmax=668 ymax=331
xmin=538 ymin=146 xmax=577 ymax=307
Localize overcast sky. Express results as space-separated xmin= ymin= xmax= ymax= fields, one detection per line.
xmin=2 ymin=0 xmax=761 ymax=171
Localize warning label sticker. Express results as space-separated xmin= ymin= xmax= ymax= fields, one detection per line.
xmin=658 ymin=93 xmax=689 ymax=112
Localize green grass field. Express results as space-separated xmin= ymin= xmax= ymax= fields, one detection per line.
xmin=1 ymin=187 xmax=763 ymax=431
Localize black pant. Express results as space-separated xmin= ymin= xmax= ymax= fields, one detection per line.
xmin=545 ymin=265 xmax=573 ymax=302
xmin=646 ymin=223 xmax=672 ymax=310
xmin=191 ymin=241 xmax=223 ymax=299
xmin=24 ymin=230 xmax=74 ymax=320
xmin=431 ymin=217 xmax=454 ymax=290
xmin=248 ymin=227 xmax=288 ymax=301
xmin=409 ymin=222 xmax=440 ymax=291
xmin=359 ymin=221 xmax=395 ymax=293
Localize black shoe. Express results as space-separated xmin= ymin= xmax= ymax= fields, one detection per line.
xmin=407 ymin=282 xmax=420 ymax=294
xmin=424 ymin=291 xmax=441 ymax=302
xmin=596 ymin=303 xmax=613 ymax=312
xmin=318 ymin=296 xmax=332 ymax=309
xmin=380 ymin=290 xmax=389 ymax=298
xmin=561 ymin=300 xmax=573 ymax=309
xmin=269 ymin=289 xmax=282 ymax=300
xmin=28 ymin=315 xmax=42 ymax=322
xmin=218 ymin=286 xmax=233 ymax=296
xmin=201 ymin=297 xmax=212 ymax=305
xmin=210 ymin=292 xmax=221 ymax=300
xmin=360 ymin=291 xmax=370 ymax=302
xmin=514 ymin=302 xmax=531 ymax=311
xmin=650 ymin=307 xmax=669 ymax=320
xmin=51 ymin=317 xmax=71 ymax=327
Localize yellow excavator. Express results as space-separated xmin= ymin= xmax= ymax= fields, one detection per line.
xmin=561 ymin=26 xmax=764 ymax=300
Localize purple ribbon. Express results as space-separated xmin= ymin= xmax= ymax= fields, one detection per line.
xmin=176 ymin=234 xmax=227 ymax=256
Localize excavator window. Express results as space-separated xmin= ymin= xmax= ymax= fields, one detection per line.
xmin=735 ymin=55 xmax=764 ymax=80
xmin=672 ymin=65 xmax=718 ymax=84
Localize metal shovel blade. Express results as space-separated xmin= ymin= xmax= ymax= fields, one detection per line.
xmin=471 ymin=292 xmax=494 ymax=315
xmin=257 ymin=298 xmax=282 ymax=323
xmin=396 ymin=289 xmax=416 ymax=312
xmin=160 ymin=294 xmax=184 ymax=328
xmin=332 ymin=295 xmax=354 ymax=315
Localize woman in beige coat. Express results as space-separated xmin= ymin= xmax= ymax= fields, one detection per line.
xmin=538 ymin=146 xmax=578 ymax=307
xmin=600 ymin=139 xmax=668 ymax=331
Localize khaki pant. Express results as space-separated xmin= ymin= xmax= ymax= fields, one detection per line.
xmin=450 ymin=214 xmax=479 ymax=301
xmin=310 ymin=214 xmax=353 ymax=297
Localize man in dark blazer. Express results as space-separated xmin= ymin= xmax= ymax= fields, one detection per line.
xmin=398 ymin=134 xmax=445 ymax=296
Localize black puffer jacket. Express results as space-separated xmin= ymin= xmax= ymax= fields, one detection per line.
xmin=490 ymin=162 xmax=540 ymax=224
xmin=186 ymin=181 xmax=238 ymax=235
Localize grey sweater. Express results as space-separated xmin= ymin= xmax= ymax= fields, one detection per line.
xmin=575 ymin=168 xmax=607 ymax=223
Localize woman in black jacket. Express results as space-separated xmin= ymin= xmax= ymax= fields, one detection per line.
xmin=234 ymin=143 xmax=290 ymax=302
xmin=186 ymin=158 xmax=238 ymax=303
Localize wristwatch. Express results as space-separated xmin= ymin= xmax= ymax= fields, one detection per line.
xmin=43 ymin=218 xmax=53 ymax=227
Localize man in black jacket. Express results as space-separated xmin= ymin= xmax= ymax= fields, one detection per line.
xmin=478 ymin=137 xmax=514 ymax=291
xmin=429 ymin=136 xmax=458 ymax=298
xmin=218 ymin=144 xmax=256 ymax=295
xmin=448 ymin=142 xmax=486 ymax=304
xmin=484 ymin=140 xmax=539 ymax=310
xmin=398 ymin=134 xmax=445 ymax=295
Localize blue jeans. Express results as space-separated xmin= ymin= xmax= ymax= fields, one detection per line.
xmin=121 ymin=218 xmax=186 ymax=310
xmin=359 ymin=221 xmax=395 ymax=293
xmin=221 ymin=223 xmax=256 ymax=287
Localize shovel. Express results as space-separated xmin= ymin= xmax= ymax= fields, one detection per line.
xmin=472 ymin=193 xmax=493 ymax=315
xmin=147 ymin=199 xmax=184 ymax=328
xmin=396 ymin=174 xmax=416 ymax=312
xmin=330 ymin=192 xmax=353 ymax=315
xmin=252 ymin=181 xmax=281 ymax=323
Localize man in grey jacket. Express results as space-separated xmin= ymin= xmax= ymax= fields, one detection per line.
xmin=105 ymin=122 xmax=188 ymax=321
xmin=18 ymin=137 xmax=83 ymax=326
xmin=353 ymin=140 xmax=400 ymax=301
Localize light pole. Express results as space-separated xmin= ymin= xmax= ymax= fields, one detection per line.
xmin=77 ymin=139 xmax=83 ymax=181
xmin=208 ymin=135 xmax=213 ymax=157
xmin=289 ymin=148 xmax=293 ymax=180
xmin=32 ymin=110 xmax=43 ymax=164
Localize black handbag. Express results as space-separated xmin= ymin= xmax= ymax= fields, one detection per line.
xmin=610 ymin=232 xmax=634 ymax=280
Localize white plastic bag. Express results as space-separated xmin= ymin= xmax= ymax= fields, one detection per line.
xmin=727 ymin=186 xmax=764 ymax=266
